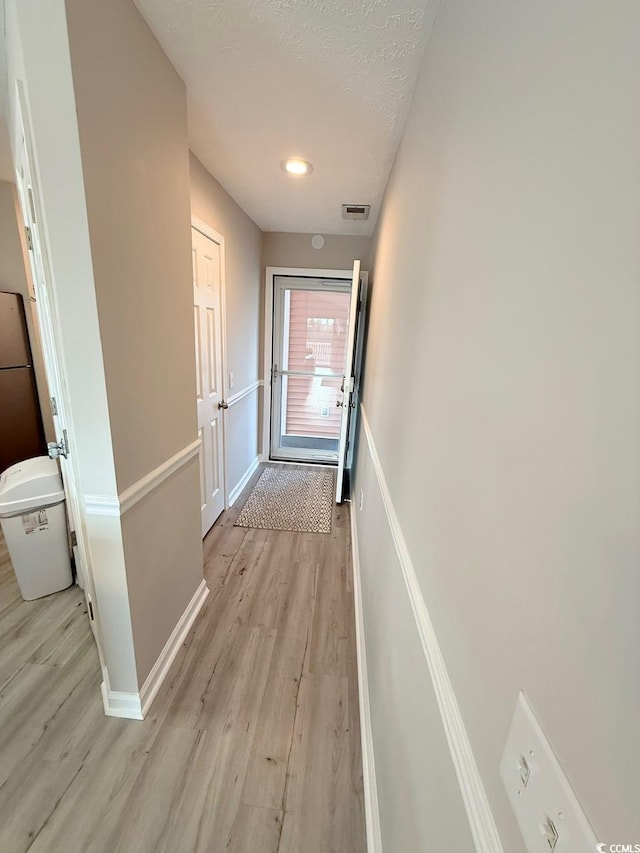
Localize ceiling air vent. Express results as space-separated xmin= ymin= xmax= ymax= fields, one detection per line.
xmin=342 ymin=204 xmax=370 ymax=220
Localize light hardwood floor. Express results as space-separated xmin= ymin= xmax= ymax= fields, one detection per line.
xmin=0 ymin=466 xmax=366 ymax=853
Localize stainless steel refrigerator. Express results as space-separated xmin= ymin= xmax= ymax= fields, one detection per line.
xmin=0 ymin=291 xmax=46 ymax=472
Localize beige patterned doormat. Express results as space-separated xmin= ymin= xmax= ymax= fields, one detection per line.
xmin=234 ymin=466 xmax=334 ymax=534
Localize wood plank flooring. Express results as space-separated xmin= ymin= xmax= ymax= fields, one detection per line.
xmin=0 ymin=465 xmax=366 ymax=853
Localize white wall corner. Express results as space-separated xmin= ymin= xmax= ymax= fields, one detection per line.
xmin=139 ymin=578 xmax=210 ymax=717
xmin=228 ymin=455 xmax=260 ymax=507
xmin=101 ymin=670 xmax=143 ymax=721
xmin=350 ymin=502 xmax=383 ymax=853
xmin=359 ymin=405 xmax=504 ymax=853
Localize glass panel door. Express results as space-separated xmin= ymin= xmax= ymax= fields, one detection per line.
xmin=270 ymin=276 xmax=351 ymax=462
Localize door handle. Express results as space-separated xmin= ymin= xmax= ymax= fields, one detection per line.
xmin=48 ymin=430 xmax=69 ymax=459
xmin=218 ymin=401 xmax=229 ymax=410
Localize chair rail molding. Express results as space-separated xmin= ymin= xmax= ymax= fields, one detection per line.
xmin=359 ymin=404 xmax=504 ymax=853
xmin=84 ymin=494 xmax=121 ymax=517
xmin=227 ymin=379 xmax=262 ymax=408
xmin=84 ymin=438 xmax=201 ymax=517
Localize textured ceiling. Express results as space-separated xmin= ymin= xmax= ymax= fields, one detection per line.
xmin=133 ymin=0 xmax=434 ymax=235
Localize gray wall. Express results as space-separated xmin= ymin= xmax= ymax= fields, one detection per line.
xmin=65 ymin=0 xmax=203 ymax=685
xmin=66 ymin=0 xmax=197 ymax=494
xmin=355 ymin=0 xmax=640 ymax=847
xmin=263 ymin=232 xmax=371 ymax=272
xmin=190 ymin=153 xmax=263 ymax=494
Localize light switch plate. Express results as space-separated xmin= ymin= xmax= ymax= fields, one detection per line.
xmin=500 ymin=693 xmax=599 ymax=852
xmin=229 ymin=371 xmax=234 ymax=390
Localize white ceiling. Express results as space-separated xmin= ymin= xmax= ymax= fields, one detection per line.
xmin=134 ymin=0 xmax=434 ymax=235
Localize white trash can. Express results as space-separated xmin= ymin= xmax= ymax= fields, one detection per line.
xmin=0 ymin=457 xmax=72 ymax=600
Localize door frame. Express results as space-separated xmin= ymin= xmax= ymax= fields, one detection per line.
xmin=270 ymin=275 xmax=352 ymax=464
xmin=191 ymin=215 xmax=230 ymax=515
xmin=335 ymin=260 xmax=361 ymax=502
xmin=12 ymin=81 xmax=108 ymax=669
xmin=262 ymin=266 xmax=368 ymax=464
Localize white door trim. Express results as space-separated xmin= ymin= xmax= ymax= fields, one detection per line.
xmin=13 ymin=81 xmax=109 ymax=677
xmin=270 ymin=275 xmax=351 ymax=464
xmin=335 ymin=260 xmax=361 ymax=502
xmin=191 ymin=216 xmax=230 ymax=516
xmin=262 ymin=266 xmax=357 ymax=462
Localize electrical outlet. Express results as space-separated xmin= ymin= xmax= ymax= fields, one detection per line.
xmin=500 ymin=693 xmax=598 ymax=851
xmin=359 ymin=489 xmax=364 ymax=511
xmin=229 ymin=371 xmax=234 ymax=389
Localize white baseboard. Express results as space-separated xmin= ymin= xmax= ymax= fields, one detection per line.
xmin=228 ymin=455 xmax=260 ymax=507
xmin=359 ymin=406 xmax=503 ymax=852
xmin=139 ymin=579 xmax=210 ymax=716
xmin=350 ymin=504 xmax=383 ymax=853
xmin=100 ymin=579 xmax=209 ymax=721
xmin=101 ymin=675 xmax=143 ymax=720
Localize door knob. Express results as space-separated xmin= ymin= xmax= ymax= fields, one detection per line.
xmin=336 ymin=400 xmax=342 ymax=407
xmin=48 ymin=430 xmax=69 ymax=459
xmin=218 ymin=401 xmax=229 ymax=410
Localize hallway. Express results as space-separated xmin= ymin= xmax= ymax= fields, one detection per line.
xmin=0 ymin=467 xmax=365 ymax=853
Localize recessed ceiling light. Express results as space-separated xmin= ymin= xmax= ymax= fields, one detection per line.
xmin=281 ymin=158 xmax=313 ymax=176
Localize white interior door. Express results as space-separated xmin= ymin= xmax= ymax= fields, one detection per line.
xmin=192 ymin=223 xmax=226 ymax=536
xmin=335 ymin=260 xmax=361 ymax=503
xmin=13 ymin=93 xmax=98 ymax=636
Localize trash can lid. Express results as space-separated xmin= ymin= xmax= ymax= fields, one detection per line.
xmin=0 ymin=457 xmax=65 ymax=517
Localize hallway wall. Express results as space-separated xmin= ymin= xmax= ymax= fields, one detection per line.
xmin=66 ymin=0 xmax=196 ymax=494
xmin=262 ymin=232 xmax=372 ymax=273
xmin=354 ymin=0 xmax=640 ymax=848
xmin=65 ymin=0 xmax=203 ymax=686
xmin=190 ymin=153 xmax=262 ymax=499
